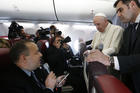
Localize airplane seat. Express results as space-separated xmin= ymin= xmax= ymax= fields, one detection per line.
xmin=36 ymin=39 xmax=50 ymax=63
xmin=94 ymin=74 xmax=132 ymax=93
xmin=88 ymin=62 xmax=109 ymax=93
xmin=37 ymin=39 xmax=50 ymax=52
xmin=88 ymin=62 xmax=132 ymax=93
xmin=9 ymin=38 xmax=21 ymax=46
xmin=0 ymin=48 xmax=11 ymax=68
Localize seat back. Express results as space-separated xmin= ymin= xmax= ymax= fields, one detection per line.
xmin=88 ymin=62 xmax=108 ymax=93
xmin=88 ymin=62 xmax=132 ymax=93
xmin=37 ymin=39 xmax=49 ymax=52
xmin=36 ymin=40 xmax=50 ymax=63
xmin=9 ymin=38 xmax=21 ymax=46
xmin=0 ymin=48 xmax=11 ymax=68
xmin=94 ymin=74 xmax=132 ymax=93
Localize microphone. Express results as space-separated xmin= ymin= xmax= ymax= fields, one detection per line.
xmin=96 ymin=43 xmax=103 ymax=51
xmin=43 ymin=63 xmax=50 ymax=73
xmin=83 ymin=50 xmax=90 ymax=57
xmin=83 ymin=43 xmax=103 ymax=57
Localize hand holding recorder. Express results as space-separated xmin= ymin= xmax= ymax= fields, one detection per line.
xmin=56 ymin=73 xmax=69 ymax=87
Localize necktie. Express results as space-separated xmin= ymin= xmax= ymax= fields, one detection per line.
xmin=31 ymin=71 xmax=44 ymax=88
xmin=131 ymin=23 xmax=138 ymax=47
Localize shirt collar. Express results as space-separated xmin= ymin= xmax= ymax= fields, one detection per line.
xmin=135 ymin=13 xmax=140 ymax=23
xmin=22 ymin=68 xmax=31 ymax=77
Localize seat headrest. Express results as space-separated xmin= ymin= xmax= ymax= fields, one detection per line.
xmin=0 ymin=48 xmax=11 ymax=67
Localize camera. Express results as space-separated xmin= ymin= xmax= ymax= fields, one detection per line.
xmin=56 ymin=31 xmax=62 ymax=36
xmin=9 ymin=21 xmax=24 ymax=33
xmin=38 ymin=27 xmax=50 ymax=36
xmin=61 ymin=36 xmax=71 ymax=44
xmin=8 ymin=21 xmax=24 ymax=39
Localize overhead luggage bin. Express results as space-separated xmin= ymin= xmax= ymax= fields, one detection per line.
xmin=55 ymin=0 xmax=116 ymax=23
xmin=0 ymin=0 xmax=57 ymax=21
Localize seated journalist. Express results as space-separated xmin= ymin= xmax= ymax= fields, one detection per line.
xmin=0 ymin=40 xmax=65 ymax=93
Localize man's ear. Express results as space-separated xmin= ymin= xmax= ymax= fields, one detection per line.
xmin=104 ymin=18 xmax=108 ymax=24
xmin=19 ymin=54 xmax=26 ymax=63
xmin=129 ymin=0 xmax=136 ymax=8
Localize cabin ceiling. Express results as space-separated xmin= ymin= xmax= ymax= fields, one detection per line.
xmin=0 ymin=0 xmax=116 ymax=23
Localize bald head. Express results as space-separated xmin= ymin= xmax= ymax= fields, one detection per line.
xmin=93 ymin=13 xmax=108 ymax=32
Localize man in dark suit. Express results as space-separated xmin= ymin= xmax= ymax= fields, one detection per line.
xmin=85 ymin=0 xmax=140 ymax=93
xmin=0 ymin=40 xmax=56 ymax=93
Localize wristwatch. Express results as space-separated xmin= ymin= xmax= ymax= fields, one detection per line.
xmin=109 ymin=56 xmax=114 ymax=67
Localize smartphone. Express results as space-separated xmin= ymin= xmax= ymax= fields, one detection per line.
xmin=58 ymin=73 xmax=69 ymax=85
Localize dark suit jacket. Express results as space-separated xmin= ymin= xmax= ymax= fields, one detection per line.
xmin=118 ymin=22 xmax=140 ymax=93
xmin=0 ymin=64 xmax=53 ymax=93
